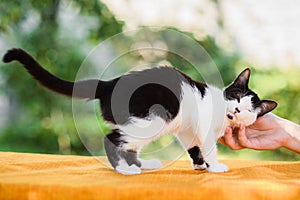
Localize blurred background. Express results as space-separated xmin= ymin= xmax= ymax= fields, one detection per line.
xmin=0 ymin=0 xmax=299 ymax=161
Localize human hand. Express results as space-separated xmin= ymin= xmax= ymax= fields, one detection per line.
xmin=219 ymin=113 xmax=290 ymax=150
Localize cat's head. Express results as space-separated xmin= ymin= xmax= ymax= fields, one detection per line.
xmin=223 ymin=68 xmax=277 ymax=126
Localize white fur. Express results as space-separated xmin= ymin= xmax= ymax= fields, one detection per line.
xmin=115 ymin=159 xmax=141 ymax=175
xmin=139 ymin=158 xmax=162 ymax=170
xmin=208 ymin=162 xmax=228 ymax=173
xmin=193 ymin=163 xmax=207 ymax=170
xmin=119 ymin=112 xmax=181 ymax=152
xmin=226 ymin=96 xmax=258 ymax=126
xmin=115 ymin=82 xmax=258 ymax=173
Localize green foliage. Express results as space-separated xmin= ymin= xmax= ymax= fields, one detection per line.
xmin=0 ymin=120 xmax=58 ymax=153
xmin=166 ymin=31 xmax=239 ymax=85
xmin=71 ymin=0 xmax=124 ymax=41
xmin=251 ymin=67 xmax=300 ymax=125
xmin=0 ymin=0 xmax=123 ymax=155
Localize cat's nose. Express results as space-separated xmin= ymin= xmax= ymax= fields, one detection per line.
xmin=227 ymin=113 xmax=234 ymax=120
xmin=235 ymin=107 xmax=240 ymax=113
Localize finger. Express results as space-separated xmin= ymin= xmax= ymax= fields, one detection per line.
xmin=223 ymin=127 xmax=234 ymax=146
xmin=218 ymin=137 xmax=226 ymax=146
xmin=237 ymin=125 xmax=250 ymax=147
xmin=224 ymin=127 xmax=243 ymax=150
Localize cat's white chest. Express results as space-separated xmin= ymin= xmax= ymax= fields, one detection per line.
xmin=179 ymin=84 xmax=228 ymax=138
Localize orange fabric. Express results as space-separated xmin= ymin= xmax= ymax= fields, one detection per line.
xmin=0 ymin=152 xmax=300 ymax=200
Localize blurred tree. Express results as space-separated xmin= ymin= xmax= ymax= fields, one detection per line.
xmin=0 ymin=0 xmax=123 ymax=154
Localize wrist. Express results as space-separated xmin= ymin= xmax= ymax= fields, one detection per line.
xmin=279 ymin=119 xmax=300 ymax=153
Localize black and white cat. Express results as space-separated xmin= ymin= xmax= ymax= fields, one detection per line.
xmin=3 ymin=48 xmax=277 ymax=175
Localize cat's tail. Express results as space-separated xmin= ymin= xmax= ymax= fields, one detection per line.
xmin=2 ymin=48 xmax=103 ymax=100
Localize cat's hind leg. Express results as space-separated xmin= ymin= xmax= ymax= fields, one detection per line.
xmin=104 ymin=129 xmax=142 ymax=175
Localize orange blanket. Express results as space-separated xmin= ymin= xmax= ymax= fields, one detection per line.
xmin=0 ymin=152 xmax=299 ymax=200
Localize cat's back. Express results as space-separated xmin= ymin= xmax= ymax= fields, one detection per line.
xmin=106 ymin=66 xmax=188 ymax=97
xmin=123 ymin=66 xmax=187 ymax=85
xmin=100 ymin=66 xmax=200 ymax=124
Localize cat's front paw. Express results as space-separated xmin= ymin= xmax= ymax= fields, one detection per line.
xmin=193 ymin=163 xmax=207 ymax=170
xmin=207 ymin=162 xmax=228 ymax=173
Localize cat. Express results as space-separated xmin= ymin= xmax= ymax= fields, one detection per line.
xmin=2 ymin=48 xmax=277 ymax=175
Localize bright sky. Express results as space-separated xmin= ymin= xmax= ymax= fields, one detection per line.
xmin=102 ymin=0 xmax=300 ymax=68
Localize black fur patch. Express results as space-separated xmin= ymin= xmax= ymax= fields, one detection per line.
xmin=99 ymin=67 xmax=207 ymax=125
xmin=104 ymin=129 xmax=141 ymax=168
xmin=188 ymin=146 xmax=205 ymax=165
xmin=120 ymin=150 xmax=141 ymax=167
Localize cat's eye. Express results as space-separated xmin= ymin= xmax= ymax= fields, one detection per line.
xmin=234 ymin=93 xmax=241 ymax=103
xmin=228 ymin=93 xmax=241 ymax=102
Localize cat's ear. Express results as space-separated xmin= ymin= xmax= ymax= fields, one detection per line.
xmin=256 ymin=100 xmax=278 ymax=117
xmin=233 ymin=68 xmax=251 ymax=89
